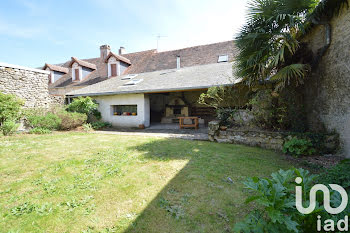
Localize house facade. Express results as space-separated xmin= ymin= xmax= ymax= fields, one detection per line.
xmin=44 ymin=41 xmax=238 ymax=128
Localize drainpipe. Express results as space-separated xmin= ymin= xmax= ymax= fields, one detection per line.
xmin=311 ymin=19 xmax=331 ymax=68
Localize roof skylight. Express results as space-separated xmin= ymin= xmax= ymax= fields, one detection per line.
xmin=218 ymin=55 xmax=228 ymax=63
xmin=123 ymin=79 xmax=143 ymax=86
xmin=121 ymin=74 xmax=138 ymax=80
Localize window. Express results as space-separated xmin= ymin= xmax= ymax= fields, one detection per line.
xmin=218 ymin=55 xmax=228 ymax=63
xmin=74 ymin=69 xmax=80 ymax=81
xmin=112 ymin=105 xmax=137 ymax=116
xmin=111 ymin=63 xmax=117 ymax=77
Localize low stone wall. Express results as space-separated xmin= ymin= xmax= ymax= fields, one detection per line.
xmin=208 ymin=121 xmax=339 ymax=153
xmin=0 ymin=62 xmax=62 ymax=108
xmin=209 ymin=121 xmax=284 ymax=150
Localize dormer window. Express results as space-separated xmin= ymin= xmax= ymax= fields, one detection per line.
xmin=69 ymin=57 xmax=97 ymax=82
xmin=105 ymin=52 xmax=131 ymax=78
xmin=43 ymin=63 xmax=69 ymax=84
xmin=72 ymin=62 xmax=81 ymax=81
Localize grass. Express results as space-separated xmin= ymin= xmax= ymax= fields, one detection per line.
xmin=0 ymin=132 xmax=294 ymax=232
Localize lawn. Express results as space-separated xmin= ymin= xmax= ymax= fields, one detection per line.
xmin=0 ymin=132 xmax=294 ymax=232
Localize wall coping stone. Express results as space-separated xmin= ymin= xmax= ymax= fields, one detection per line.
xmin=0 ymin=62 xmax=49 ymax=74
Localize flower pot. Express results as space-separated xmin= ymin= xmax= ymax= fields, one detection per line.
xmin=132 ymin=112 xmax=137 ymax=116
xmin=123 ymin=112 xmax=128 ymax=115
xmin=139 ymin=124 xmax=145 ymax=129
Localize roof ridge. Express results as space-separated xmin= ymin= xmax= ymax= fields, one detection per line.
xmin=155 ymin=40 xmax=235 ymax=54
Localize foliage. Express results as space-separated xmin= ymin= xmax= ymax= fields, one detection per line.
xmin=29 ymin=127 xmax=52 ymax=134
xmin=283 ymin=137 xmax=316 ymax=156
xmin=26 ymin=110 xmax=61 ymax=130
xmin=91 ymin=121 xmax=112 ymax=130
xmin=0 ymin=120 xmax=19 ymax=136
xmin=82 ymin=123 xmax=93 ymax=131
xmin=216 ymin=108 xmax=236 ymax=127
xmin=66 ymin=97 xmax=101 ymax=122
xmin=198 ymin=85 xmax=250 ymax=109
xmin=51 ymin=107 xmax=87 ymax=130
xmin=0 ymin=92 xmax=23 ymax=126
xmin=308 ymin=0 xmax=348 ymax=22
xmin=234 ymin=168 xmax=315 ymax=233
xmin=234 ymin=168 xmax=350 ymax=233
xmin=235 ymin=0 xmax=319 ymax=90
xmin=315 ymin=159 xmax=350 ymax=190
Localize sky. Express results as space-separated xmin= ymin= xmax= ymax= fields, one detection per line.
xmin=0 ymin=0 xmax=248 ymax=68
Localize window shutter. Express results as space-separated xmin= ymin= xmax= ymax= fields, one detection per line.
xmin=75 ymin=69 xmax=80 ymax=81
xmin=111 ymin=64 xmax=117 ymax=77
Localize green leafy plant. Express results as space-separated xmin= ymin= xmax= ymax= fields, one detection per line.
xmin=1 ymin=120 xmax=19 ymax=136
xmin=216 ymin=108 xmax=236 ymax=127
xmin=315 ymin=159 xmax=350 ymax=190
xmin=51 ymin=107 xmax=87 ymax=130
xmin=91 ymin=121 xmax=112 ymax=130
xmin=66 ymin=97 xmax=101 ymax=122
xmin=0 ymin=92 xmax=23 ymax=135
xmin=82 ymin=123 xmax=93 ymax=131
xmin=26 ymin=110 xmax=61 ymax=130
xmin=29 ymin=127 xmax=52 ymax=134
xmin=283 ymin=137 xmax=316 ymax=156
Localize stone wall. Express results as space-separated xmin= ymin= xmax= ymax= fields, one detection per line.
xmin=0 ymin=62 xmax=59 ymax=108
xmin=302 ymin=2 xmax=350 ymax=157
xmin=208 ymin=121 xmax=339 ymax=153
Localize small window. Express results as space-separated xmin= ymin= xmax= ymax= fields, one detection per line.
xmin=112 ymin=105 xmax=137 ymax=116
xmin=123 ymin=79 xmax=143 ymax=86
xmin=218 ymin=55 xmax=228 ymax=63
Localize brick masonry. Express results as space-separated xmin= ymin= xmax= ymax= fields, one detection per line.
xmin=302 ymin=2 xmax=350 ymax=157
xmin=0 ymin=63 xmax=64 ymax=108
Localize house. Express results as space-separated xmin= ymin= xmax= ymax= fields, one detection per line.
xmin=44 ymin=41 xmax=239 ymax=128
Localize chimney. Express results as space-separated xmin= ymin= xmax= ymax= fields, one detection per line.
xmin=100 ymin=45 xmax=111 ymax=60
xmin=119 ymin=46 xmax=126 ymax=55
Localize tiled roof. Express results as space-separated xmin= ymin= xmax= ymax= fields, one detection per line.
xmin=105 ymin=52 xmax=131 ymax=65
xmin=47 ymin=40 xmax=236 ymax=89
xmin=43 ymin=63 xmax=69 ymax=73
xmin=69 ymin=57 xmax=97 ymax=70
xmin=67 ymin=62 xmax=240 ymax=96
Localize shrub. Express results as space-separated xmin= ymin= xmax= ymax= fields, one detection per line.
xmin=66 ymin=97 xmax=101 ymax=122
xmin=52 ymin=108 xmax=87 ymax=130
xmin=315 ymin=159 xmax=350 ymax=190
xmin=1 ymin=120 xmax=19 ymax=136
xmin=234 ymin=168 xmax=349 ymax=233
xmin=0 ymin=92 xmax=24 ymax=124
xmin=29 ymin=127 xmax=52 ymax=134
xmin=26 ymin=110 xmax=61 ymax=130
xmin=283 ymin=137 xmax=316 ymax=157
xmin=82 ymin=123 xmax=93 ymax=131
xmin=91 ymin=121 xmax=112 ymax=130
xmin=216 ymin=108 xmax=236 ymax=127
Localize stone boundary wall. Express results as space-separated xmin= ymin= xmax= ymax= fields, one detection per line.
xmin=208 ymin=121 xmax=338 ymax=152
xmin=0 ymin=62 xmax=62 ymax=108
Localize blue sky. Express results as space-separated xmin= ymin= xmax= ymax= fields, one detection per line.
xmin=0 ymin=0 xmax=248 ymax=68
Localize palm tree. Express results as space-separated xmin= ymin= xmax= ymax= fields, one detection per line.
xmin=235 ymin=0 xmax=347 ymax=91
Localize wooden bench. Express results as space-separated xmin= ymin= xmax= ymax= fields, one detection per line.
xmin=178 ymin=116 xmax=199 ymax=129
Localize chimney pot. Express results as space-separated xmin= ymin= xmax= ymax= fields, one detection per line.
xmin=119 ymin=46 xmax=126 ymax=55
xmin=100 ymin=45 xmax=111 ymax=60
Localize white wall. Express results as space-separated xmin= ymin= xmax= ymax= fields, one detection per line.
xmin=94 ymin=93 xmax=150 ymax=128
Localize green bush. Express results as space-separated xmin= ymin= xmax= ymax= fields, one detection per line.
xmin=26 ymin=111 xmax=61 ymax=130
xmin=1 ymin=120 xmax=19 ymax=136
xmin=283 ymin=137 xmax=316 ymax=157
xmin=82 ymin=123 xmax=93 ymax=131
xmin=216 ymin=108 xmax=236 ymax=127
xmin=316 ymin=159 xmax=350 ymax=190
xmin=91 ymin=121 xmax=112 ymax=130
xmin=66 ymin=97 xmax=101 ymax=122
xmin=52 ymin=108 xmax=87 ymax=130
xmin=0 ymin=92 xmax=24 ymax=124
xmin=0 ymin=92 xmax=23 ymax=135
xmin=234 ymin=168 xmax=349 ymax=233
xmin=29 ymin=127 xmax=52 ymax=134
